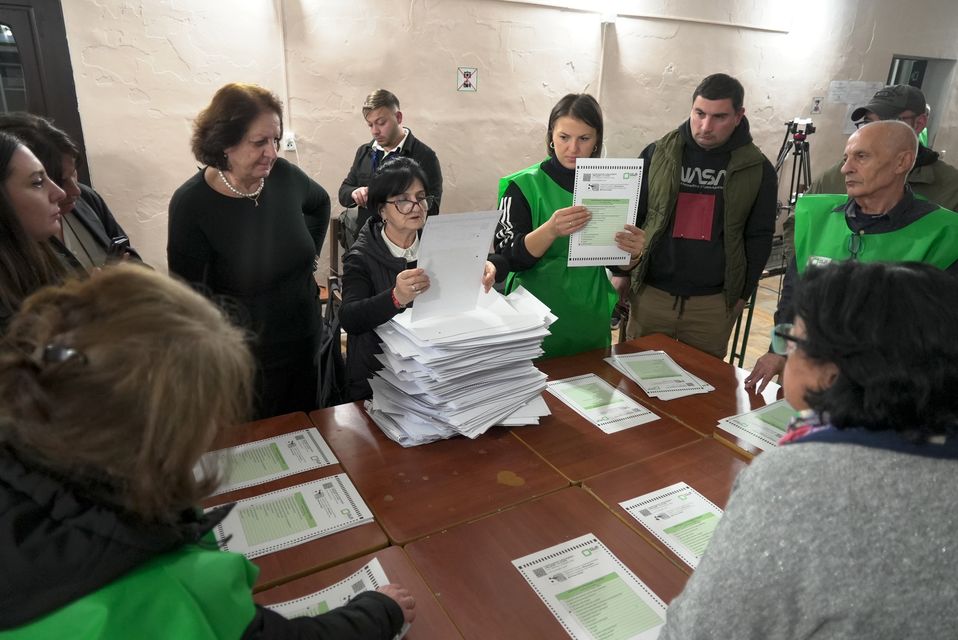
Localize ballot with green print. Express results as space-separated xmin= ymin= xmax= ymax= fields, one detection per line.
xmin=547 ymin=373 xmax=659 ymax=434
xmin=605 ymin=351 xmax=714 ymax=400
xmin=210 ymin=473 xmax=373 ymax=559
xmin=620 ymin=482 xmax=723 ymax=569
xmin=199 ymin=428 xmax=338 ymax=496
xmin=513 ymin=533 xmax=667 ymax=640
xmin=716 ymin=399 xmax=797 ymax=452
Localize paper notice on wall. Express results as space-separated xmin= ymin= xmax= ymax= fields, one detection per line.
xmin=828 ymin=80 xmax=884 ymax=105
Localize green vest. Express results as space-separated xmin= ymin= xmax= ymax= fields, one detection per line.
xmin=2 ymin=543 xmax=258 ymax=639
xmin=630 ymin=129 xmax=765 ymax=307
xmin=498 ymin=162 xmax=617 ymax=359
xmin=794 ymin=194 xmax=958 ymax=274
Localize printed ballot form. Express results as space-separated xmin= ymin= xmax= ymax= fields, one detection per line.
xmin=547 ymin=374 xmax=659 ymax=434
xmin=606 ymin=351 xmax=714 ymax=400
xmin=568 ymin=159 xmax=643 ymax=267
xmin=716 ymin=399 xmax=796 ymax=451
xmin=620 ymin=482 xmax=723 ymax=569
xmin=513 ymin=533 xmax=667 ymax=640
xmin=212 ymin=474 xmax=374 ymax=558
xmin=200 ymin=428 xmax=338 ymax=496
xmin=267 ymin=558 xmax=410 ymax=639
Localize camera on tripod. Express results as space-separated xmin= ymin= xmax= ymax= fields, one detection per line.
xmin=786 ymin=118 xmax=816 ymax=139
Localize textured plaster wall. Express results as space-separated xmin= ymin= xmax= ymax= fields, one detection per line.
xmin=60 ymin=0 xmax=958 ymax=272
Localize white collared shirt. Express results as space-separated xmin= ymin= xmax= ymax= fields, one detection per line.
xmin=381 ymin=227 xmax=420 ymax=262
xmin=372 ymin=127 xmax=410 ymax=157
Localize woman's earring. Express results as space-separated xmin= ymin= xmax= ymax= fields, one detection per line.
xmin=549 ymin=141 xmax=555 ymax=149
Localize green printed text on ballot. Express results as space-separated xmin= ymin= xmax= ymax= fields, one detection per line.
xmin=580 ymin=198 xmax=629 ymax=246
xmin=564 ymin=383 xmax=622 ymax=410
xmin=626 ymin=359 xmax=678 ymax=381
xmin=225 ymin=443 xmax=290 ymax=484
xmin=239 ymin=492 xmax=317 ymax=547
xmin=665 ymin=512 xmax=719 ymax=557
xmin=758 ymin=403 xmax=796 ymax=431
xmin=557 ymin=572 xmax=663 ymax=639
xmin=289 ymin=602 xmax=330 ymax=619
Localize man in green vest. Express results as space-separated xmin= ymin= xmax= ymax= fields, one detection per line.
xmin=626 ymin=73 xmax=777 ymax=358
xmin=745 ymin=120 xmax=958 ymax=392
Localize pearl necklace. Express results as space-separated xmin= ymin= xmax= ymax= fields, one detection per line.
xmin=218 ymin=170 xmax=265 ymax=206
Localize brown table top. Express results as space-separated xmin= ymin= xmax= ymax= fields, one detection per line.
xmin=309 ymin=402 xmax=570 ymax=545
xmin=203 ymin=411 xmax=388 ymax=591
xmin=583 ymin=438 xmax=750 ymax=572
xmin=514 ymin=363 xmax=703 ymax=482
xmin=255 ymin=545 xmax=463 ymax=639
xmin=405 ymin=486 xmax=688 ymax=640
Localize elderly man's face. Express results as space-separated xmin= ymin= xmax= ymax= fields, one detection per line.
xmin=840 ymin=126 xmax=902 ymax=200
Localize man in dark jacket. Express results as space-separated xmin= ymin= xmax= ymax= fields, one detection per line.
xmin=626 ymin=73 xmax=777 ymax=358
xmin=338 ymin=90 xmax=443 ymax=236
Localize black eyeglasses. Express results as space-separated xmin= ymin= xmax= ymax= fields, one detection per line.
xmin=848 ymin=232 xmax=864 ymax=259
xmin=771 ymin=323 xmax=806 ymax=356
xmin=386 ymin=196 xmax=435 ymax=215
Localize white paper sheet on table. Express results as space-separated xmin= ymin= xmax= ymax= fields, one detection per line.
xmin=605 ymin=351 xmax=714 ymax=399
xmin=211 ymin=474 xmax=373 ymax=558
xmin=716 ymin=398 xmax=796 ymax=451
xmin=266 ymin=557 xmax=410 ymax=639
xmin=568 ymin=158 xmax=643 ymax=267
xmin=547 ymin=374 xmax=659 ymax=434
xmin=513 ymin=533 xmax=667 ymax=640
xmin=620 ymin=482 xmax=723 ymax=569
xmin=200 ymin=428 xmax=338 ymax=496
xmin=411 ymin=210 xmax=500 ymax=321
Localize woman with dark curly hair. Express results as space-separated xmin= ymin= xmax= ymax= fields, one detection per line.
xmin=660 ymin=260 xmax=958 ymax=639
xmin=168 ymin=83 xmax=330 ymax=419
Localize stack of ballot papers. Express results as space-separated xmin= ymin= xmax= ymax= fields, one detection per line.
xmin=365 ymin=286 xmax=554 ymax=446
xmin=605 ymin=350 xmax=715 ymax=400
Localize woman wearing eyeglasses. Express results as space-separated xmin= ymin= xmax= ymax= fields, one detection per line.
xmin=659 ymin=260 xmax=958 ymax=639
xmin=340 ymin=156 xmax=505 ymax=401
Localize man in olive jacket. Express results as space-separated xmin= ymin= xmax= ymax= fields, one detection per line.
xmin=626 ymin=73 xmax=777 ymax=358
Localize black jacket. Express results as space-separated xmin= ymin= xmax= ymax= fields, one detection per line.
xmin=338 ymin=128 xmax=443 ymax=226
xmin=69 ymin=183 xmax=142 ymax=262
xmin=340 ymin=217 xmax=412 ymax=401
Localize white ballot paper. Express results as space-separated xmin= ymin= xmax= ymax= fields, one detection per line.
xmin=717 ymin=398 xmax=796 ymax=452
xmin=547 ymin=374 xmax=659 ymax=434
xmin=267 ymin=557 xmax=410 ymax=639
xmin=513 ymin=533 xmax=667 ymax=640
xmin=212 ymin=474 xmax=374 ymax=559
xmin=620 ymin=482 xmax=723 ymax=569
xmin=568 ymin=159 xmax=642 ymax=267
xmin=411 ymin=210 xmax=500 ymax=321
xmin=200 ymin=428 xmax=338 ymax=496
xmin=606 ymin=351 xmax=714 ymax=400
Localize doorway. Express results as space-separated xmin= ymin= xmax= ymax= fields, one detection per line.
xmin=888 ymin=55 xmax=956 ymax=148
xmin=0 ymin=0 xmax=88 ymax=183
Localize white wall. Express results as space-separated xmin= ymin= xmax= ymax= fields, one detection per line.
xmin=61 ymin=0 xmax=958 ymax=271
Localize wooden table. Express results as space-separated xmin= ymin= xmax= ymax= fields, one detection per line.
xmin=405 ymin=487 xmax=688 ymax=640
xmin=584 ymin=438 xmax=750 ymax=572
xmin=203 ymin=412 xmax=388 ymax=590
xmin=255 ymin=546 xmax=462 ymax=639
xmin=309 ymin=402 xmax=570 ymax=545
xmin=531 ymin=357 xmax=704 ymax=482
